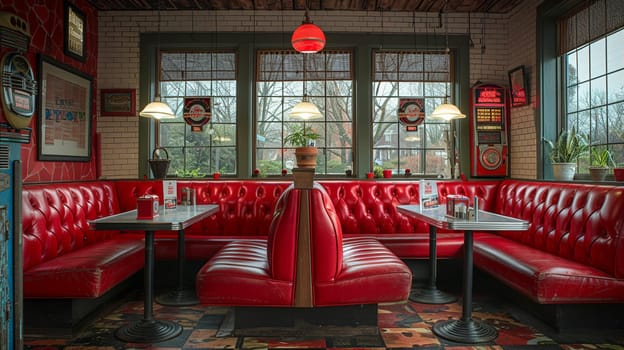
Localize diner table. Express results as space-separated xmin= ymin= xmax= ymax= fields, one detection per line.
xmin=89 ymin=204 xmax=219 ymax=343
xmin=397 ymin=204 xmax=528 ymax=344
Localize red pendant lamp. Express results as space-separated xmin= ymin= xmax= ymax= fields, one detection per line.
xmin=291 ymin=6 xmax=325 ymax=53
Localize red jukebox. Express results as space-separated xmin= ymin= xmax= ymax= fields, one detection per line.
xmin=469 ymin=83 xmax=510 ymax=177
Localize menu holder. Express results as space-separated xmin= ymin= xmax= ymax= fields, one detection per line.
xmin=163 ymin=180 xmax=177 ymax=209
xmin=419 ymin=179 xmax=439 ymax=209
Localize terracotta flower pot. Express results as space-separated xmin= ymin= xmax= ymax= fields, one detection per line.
xmin=589 ymin=167 xmax=608 ymax=181
xmin=294 ymin=146 xmax=318 ymax=168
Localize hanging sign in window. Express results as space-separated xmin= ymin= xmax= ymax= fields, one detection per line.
xmin=398 ymin=98 xmax=425 ymax=132
xmin=183 ymin=97 xmax=211 ymax=132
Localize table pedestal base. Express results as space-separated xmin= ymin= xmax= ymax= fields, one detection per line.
xmin=115 ymin=319 xmax=182 ymax=343
xmin=409 ymin=287 xmax=456 ymax=304
xmin=433 ymin=318 xmax=497 ymax=344
xmin=157 ymin=289 xmax=199 ymax=306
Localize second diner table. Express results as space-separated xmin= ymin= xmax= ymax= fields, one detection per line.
xmin=397 ymin=204 xmax=528 ymax=344
xmin=89 ymin=204 xmax=218 ymax=343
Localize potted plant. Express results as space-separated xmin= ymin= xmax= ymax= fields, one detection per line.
xmin=284 ymin=124 xmax=320 ymax=168
xmin=373 ymin=165 xmax=384 ymax=178
xmin=589 ymin=146 xmax=614 ymax=181
xmin=545 ymin=128 xmax=589 ymax=181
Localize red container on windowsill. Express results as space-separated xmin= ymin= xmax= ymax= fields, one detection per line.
xmin=383 ymin=169 xmax=392 ymax=178
xmin=614 ymin=168 xmax=624 ymax=182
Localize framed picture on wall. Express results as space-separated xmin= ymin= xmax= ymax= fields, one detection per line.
xmin=508 ymin=65 xmax=528 ymax=107
xmin=100 ymin=89 xmax=136 ymax=116
xmin=37 ymin=55 xmax=93 ymax=161
xmin=64 ymin=1 xmax=86 ymax=61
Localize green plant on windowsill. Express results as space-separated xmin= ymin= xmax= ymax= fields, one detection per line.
xmin=284 ymin=124 xmax=321 ymax=169
xmin=176 ymin=168 xmax=206 ymax=178
xmin=544 ymin=127 xmax=589 ymax=181
xmin=589 ymin=146 xmax=615 ymax=181
xmin=284 ymin=124 xmax=320 ymax=147
xmin=589 ymin=146 xmax=615 ymax=168
xmin=373 ymin=165 xmax=384 ymax=178
xmin=545 ymin=127 xmax=589 ymax=163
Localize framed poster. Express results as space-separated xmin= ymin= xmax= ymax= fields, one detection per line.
xmin=64 ymin=2 xmax=86 ymax=61
xmin=38 ymin=55 xmax=93 ymax=161
xmin=508 ymin=65 xmax=528 ymax=107
xmin=100 ymin=89 xmax=136 ymax=116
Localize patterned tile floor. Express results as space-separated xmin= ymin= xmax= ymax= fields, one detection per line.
xmin=23 ymin=289 xmax=624 ymax=350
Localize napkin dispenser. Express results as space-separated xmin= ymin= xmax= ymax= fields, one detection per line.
xmin=446 ymin=195 xmax=469 ymax=219
xmin=137 ymin=195 xmax=159 ymax=219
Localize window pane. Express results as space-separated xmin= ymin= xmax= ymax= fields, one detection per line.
xmin=607 ymin=70 xmax=624 ymax=103
xmin=425 ymin=149 xmax=449 ymax=176
xmin=567 ymin=85 xmax=578 ymax=112
xmin=373 ymin=97 xmax=398 ymax=122
xmin=325 ymin=121 xmax=352 ymax=148
xmin=566 ymin=52 xmax=578 ymax=86
xmin=607 ymin=28 xmax=624 ymax=72
xmin=590 ymin=106 xmax=607 ymax=143
xmin=577 ymin=45 xmax=590 ymax=82
xmin=325 ymin=97 xmax=352 ymax=121
xmin=590 ymin=76 xmax=606 ymax=107
xmin=373 ymin=82 xmax=397 ymax=97
xmin=608 ymin=102 xmax=624 ymax=143
xmin=159 ymin=123 xmax=185 ymax=147
xmin=611 ymin=144 xmax=624 ymax=165
xmin=590 ymin=39 xmax=606 ymax=78
xmin=577 ymin=81 xmax=590 ymax=110
xmin=399 ymin=82 xmax=424 ymax=96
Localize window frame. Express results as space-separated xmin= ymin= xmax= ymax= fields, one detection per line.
xmin=138 ymin=32 xmax=471 ymax=179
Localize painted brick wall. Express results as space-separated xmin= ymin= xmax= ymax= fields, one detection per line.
xmin=507 ymin=0 xmax=541 ymax=179
xmin=97 ymin=9 xmax=518 ymax=179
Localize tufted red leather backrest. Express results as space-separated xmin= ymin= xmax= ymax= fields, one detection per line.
xmin=22 ymin=182 xmax=121 ymax=271
xmin=309 ymin=183 xmax=344 ymax=283
xmin=320 ymin=180 xmax=500 ymax=235
xmin=173 ymin=181 xmax=292 ymax=236
xmin=495 ymin=180 xmax=624 ymax=278
xmin=114 ymin=180 xmax=163 ymax=212
xmin=266 ymin=184 xmax=299 ymax=281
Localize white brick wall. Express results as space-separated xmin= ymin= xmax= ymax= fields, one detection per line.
xmin=507 ymin=0 xmax=541 ymax=179
xmin=97 ymin=6 xmax=535 ymax=179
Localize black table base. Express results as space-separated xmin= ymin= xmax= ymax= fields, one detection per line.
xmin=410 ymin=226 xmax=457 ymax=304
xmin=410 ymin=287 xmax=456 ymax=304
xmin=432 ymin=229 xmax=497 ymax=344
xmin=433 ymin=318 xmax=497 ymax=344
xmin=157 ymin=289 xmax=199 ymax=306
xmin=115 ymin=319 xmax=182 ymax=343
xmin=156 ymin=230 xmax=199 ymax=306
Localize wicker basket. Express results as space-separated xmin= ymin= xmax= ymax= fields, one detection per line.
xmin=148 ymin=147 xmax=170 ymax=179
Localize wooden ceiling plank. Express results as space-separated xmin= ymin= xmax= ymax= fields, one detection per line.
xmin=88 ymin=0 xmax=521 ymax=12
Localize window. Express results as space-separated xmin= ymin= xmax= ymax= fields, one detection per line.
xmin=158 ymin=50 xmax=237 ymax=177
xmin=565 ymin=27 xmax=624 ymax=170
xmin=255 ymin=49 xmax=353 ymax=175
xmin=372 ymin=50 xmax=454 ymax=177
